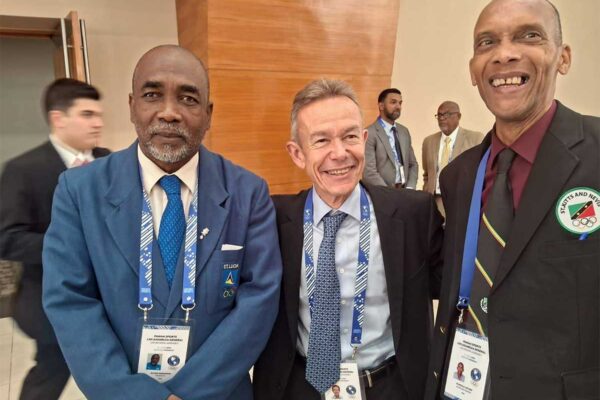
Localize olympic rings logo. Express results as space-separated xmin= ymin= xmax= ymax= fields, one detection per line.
xmin=572 ymin=216 xmax=597 ymax=228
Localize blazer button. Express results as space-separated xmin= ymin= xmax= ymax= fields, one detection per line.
xmin=433 ymin=371 xmax=439 ymax=379
xmin=440 ymin=326 xmax=446 ymax=334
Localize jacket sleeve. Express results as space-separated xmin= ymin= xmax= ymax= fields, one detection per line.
xmin=405 ymin=127 xmax=419 ymax=189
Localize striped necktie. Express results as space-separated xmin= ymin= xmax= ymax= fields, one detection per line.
xmin=306 ymin=211 xmax=347 ymax=393
xmin=469 ymin=148 xmax=516 ymax=335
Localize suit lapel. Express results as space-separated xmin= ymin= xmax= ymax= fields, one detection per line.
xmin=42 ymin=141 xmax=68 ymax=176
xmin=374 ymin=122 xmax=396 ymax=164
xmin=432 ymin=132 xmax=442 ymax=171
xmin=493 ymin=104 xmax=583 ymax=292
xmin=194 ymin=146 xmax=229 ymax=281
xmin=280 ymin=192 xmax=307 ymax=345
xmin=452 ymin=128 xmax=466 ymax=159
xmin=364 ymin=184 xmax=406 ymax=348
xmin=103 ymin=143 xmax=168 ymax=306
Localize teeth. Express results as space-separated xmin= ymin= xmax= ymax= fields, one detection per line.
xmin=327 ymin=167 xmax=351 ymax=176
xmin=491 ymin=76 xmax=524 ymax=87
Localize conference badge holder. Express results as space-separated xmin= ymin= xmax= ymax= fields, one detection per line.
xmin=135 ymin=315 xmax=194 ymax=383
xmin=323 ymin=357 xmax=366 ymax=400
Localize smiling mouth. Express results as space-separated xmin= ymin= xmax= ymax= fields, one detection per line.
xmin=325 ymin=166 xmax=353 ymax=176
xmin=490 ymin=75 xmax=529 ymax=87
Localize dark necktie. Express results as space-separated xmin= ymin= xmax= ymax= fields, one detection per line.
xmin=306 ymin=211 xmax=347 ymax=393
xmin=391 ymin=126 xmax=404 ymax=166
xmin=158 ymin=175 xmax=186 ymax=288
xmin=469 ymin=148 xmax=516 ymax=335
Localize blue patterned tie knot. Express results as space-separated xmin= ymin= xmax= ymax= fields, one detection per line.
xmin=158 ymin=175 xmax=185 ymax=288
xmin=306 ymin=211 xmax=347 ymax=393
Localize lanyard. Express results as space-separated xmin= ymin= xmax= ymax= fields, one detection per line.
xmin=138 ymin=168 xmax=198 ymax=322
xmin=456 ymin=148 xmax=491 ymax=320
xmin=303 ymin=186 xmax=371 ymax=348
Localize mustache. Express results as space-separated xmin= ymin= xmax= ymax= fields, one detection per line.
xmin=148 ymin=122 xmax=189 ymax=137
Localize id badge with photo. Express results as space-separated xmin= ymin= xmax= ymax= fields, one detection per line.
xmin=136 ymin=318 xmax=193 ymax=383
xmin=322 ymin=362 xmax=366 ymax=400
xmin=443 ymin=328 xmax=489 ymax=400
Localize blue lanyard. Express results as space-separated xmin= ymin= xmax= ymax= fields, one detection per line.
xmin=303 ymin=186 xmax=371 ymax=347
xmin=456 ymin=148 xmax=491 ymax=314
xmin=138 ymin=168 xmax=198 ymax=322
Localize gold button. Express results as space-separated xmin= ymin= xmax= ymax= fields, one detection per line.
xmin=434 ymin=371 xmax=439 ymax=379
xmin=440 ymin=326 xmax=446 ymax=334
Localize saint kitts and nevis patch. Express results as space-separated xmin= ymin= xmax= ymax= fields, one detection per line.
xmin=555 ymin=187 xmax=600 ymax=236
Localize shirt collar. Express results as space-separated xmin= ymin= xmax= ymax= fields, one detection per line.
xmin=489 ymin=100 xmax=557 ymax=166
xmin=312 ymin=184 xmax=361 ymax=225
xmin=137 ymin=145 xmax=198 ymax=194
xmin=49 ymin=134 xmax=94 ymax=166
xmin=441 ymin=126 xmax=459 ymax=144
xmin=378 ymin=117 xmax=395 ymax=132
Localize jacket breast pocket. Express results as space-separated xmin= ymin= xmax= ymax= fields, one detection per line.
xmin=206 ymin=250 xmax=243 ymax=314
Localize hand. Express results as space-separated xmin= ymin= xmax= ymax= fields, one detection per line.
xmin=167 ymin=395 xmax=182 ymax=400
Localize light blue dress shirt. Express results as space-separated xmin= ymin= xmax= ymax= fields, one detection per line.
xmin=297 ymin=185 xmax=395 ymax=369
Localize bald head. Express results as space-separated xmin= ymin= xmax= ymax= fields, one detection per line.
xmin=132 ymin=45 xmax=210 ymax=104
xmin=477 ymin=0 xmax=562 ymax=45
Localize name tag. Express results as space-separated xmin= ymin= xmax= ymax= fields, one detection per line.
xmin=323 ymin=362 xmax=365 ymax=400
xmin=137 ymin=323 xmax=191 ymax=382
xmin=443 ymin=328 xmax=489 ymax=400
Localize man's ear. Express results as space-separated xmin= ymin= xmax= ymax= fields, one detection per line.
xmin=128 ymin=93 xmax=134 ymax=124
xmin=557 ymin=44 xmax=572 ymax=75
xmin=48 ymin=110 xmax=65 ymax=130
xmin=469 ymin=58 xmax=477 ymax=86
xmin=286 ymin=140 xmax=306 ymax=170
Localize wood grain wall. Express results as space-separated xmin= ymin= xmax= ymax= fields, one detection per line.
xmin=176 ymin=0 xmax=399 ymax=194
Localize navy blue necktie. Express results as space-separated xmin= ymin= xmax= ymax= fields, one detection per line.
xmin=306 ymin=211 xmax=348 ymax=393
xmin=158 ymin=175 xmax=185 ymax=288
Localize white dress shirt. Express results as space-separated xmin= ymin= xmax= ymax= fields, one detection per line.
xmin=50 ymin=134 xmax=95 ymax=168
xmin=297 ymin=184 xmax=395 ymax=369
xmin=435 ymin=126 xmax=458 ymax=194
xmin=137 ymin=145 xmax=198 ymax=235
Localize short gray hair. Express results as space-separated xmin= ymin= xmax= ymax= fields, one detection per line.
xmin=290 ymin=78 xmax=361 ymax=142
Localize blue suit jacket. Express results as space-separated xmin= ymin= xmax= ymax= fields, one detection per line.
xmin=42 ymin=143 xmax=282 ymax=400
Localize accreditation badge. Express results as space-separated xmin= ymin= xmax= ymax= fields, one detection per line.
xmin=322 ymin=362 xmax=366 ymax=400
xmin=136 ymin=319 xmax=192 ymax=382
xmin=443 ymin=328 xmax=489 ymax=400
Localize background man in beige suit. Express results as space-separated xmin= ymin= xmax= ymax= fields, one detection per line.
xmin=422 ymin=101 xmax=483 ymax=216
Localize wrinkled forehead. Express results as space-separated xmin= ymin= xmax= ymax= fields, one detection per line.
xmin=474 ymin=0 xmax=558 ymax=40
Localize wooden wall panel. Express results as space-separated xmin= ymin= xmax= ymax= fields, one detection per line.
xmin=176 ymin=0 xmax=399 ymax=194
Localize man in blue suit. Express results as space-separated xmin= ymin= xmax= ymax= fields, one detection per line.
xmin=42 ymin=45 xmax=282 ymax=400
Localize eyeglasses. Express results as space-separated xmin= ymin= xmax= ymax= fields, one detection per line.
xmin=435 ymin=112 xmax=459 ymax=120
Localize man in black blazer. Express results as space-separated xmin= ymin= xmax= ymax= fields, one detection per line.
xmin=253 ymin=79 xmax=443 ymax=399
xmin=0 ymin=78 xmax=109 ymax=400
xmin=426 ymin=1 xmax=599 ymax=399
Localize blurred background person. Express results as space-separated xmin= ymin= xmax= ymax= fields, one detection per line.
xmin=0 ymin=78 xmax=108 ymax=400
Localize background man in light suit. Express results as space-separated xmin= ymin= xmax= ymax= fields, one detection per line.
xmin=426 ymin=1 xmax=599 ymax=399
xmin=254 ymin=79 xmax=443 ymax=400
xmin=42 ymin=45 xmax=282 ymax=400
xmin=422 ymin=101 xmax=483 ymax=216
xmin=363 ymin=88 xmax=419 ymax=189
xmin=0 ymin=78 xmax=108 ymax=400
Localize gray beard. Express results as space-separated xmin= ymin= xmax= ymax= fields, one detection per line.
xmin=144 ymin=140 xmax=194 ymax=164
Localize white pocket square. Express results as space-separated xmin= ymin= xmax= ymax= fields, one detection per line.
xmin=221 ymin=244 xmax=243 ymax=251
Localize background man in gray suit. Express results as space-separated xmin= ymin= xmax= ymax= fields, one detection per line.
xmin=422 ymin=101 xmax=483 ymax=216
xmin=363 ymin=88 xmax=418 ymax=189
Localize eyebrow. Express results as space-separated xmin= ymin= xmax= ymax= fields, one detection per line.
xmin=180 ymin=84 xmax=200 ymax=95
xmin=141 ymin=81 xmax=162 ymax=90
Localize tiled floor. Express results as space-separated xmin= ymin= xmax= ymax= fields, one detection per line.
xmin=0 ymin=318 xmax=85 ymax=400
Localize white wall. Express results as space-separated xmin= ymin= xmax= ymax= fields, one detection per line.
xmin=392 ymin=0 xmax=600 ymax=189
xmin=0 ymin=0 xmax=179 ymax=151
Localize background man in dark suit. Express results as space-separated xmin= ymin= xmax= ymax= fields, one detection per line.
xmin=426 ymin=1 xmax=599 ymax=399
xmin=254 ymin=79 xmax=443 ymax=400
xmin=0 ymin=78 xmax=108 ymax=400
xmin=363 ymin=88 xmax=419 ymax=189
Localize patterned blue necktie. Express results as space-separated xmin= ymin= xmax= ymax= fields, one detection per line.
xmin=158 ymin=175 xmax=185 ymax=288
xmin=306 ymin=211 xmax=348 ymax=393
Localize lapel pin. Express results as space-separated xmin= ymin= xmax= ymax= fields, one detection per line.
xmin=200 ymin=227 xmax=210 ymax=240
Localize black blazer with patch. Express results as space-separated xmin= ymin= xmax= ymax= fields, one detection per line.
xmin=253 ymin=182 xmax=443 ymax=400
xmin=426 ymin=102 xmax=600 ymax=400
